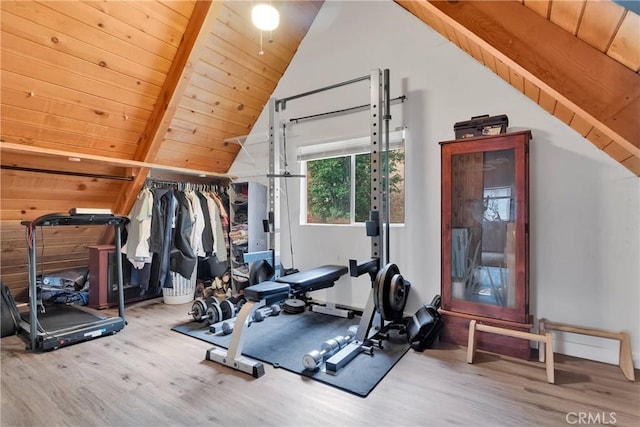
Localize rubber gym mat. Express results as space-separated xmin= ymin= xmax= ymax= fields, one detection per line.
xmin=172 ymin=310 xmax=411 ymax=397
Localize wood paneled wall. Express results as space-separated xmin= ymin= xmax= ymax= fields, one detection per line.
xmin=0 ymin=221 xmax=106 ymax=300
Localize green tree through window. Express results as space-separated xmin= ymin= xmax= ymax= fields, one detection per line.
xmin=306 ymin=156 xmax=351 ymax=223
xmin=306 ymin=149 xmax=405 ymax=224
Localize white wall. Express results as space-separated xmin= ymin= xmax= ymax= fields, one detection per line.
xmin=229 ymin=1 xmax=640 ymax=367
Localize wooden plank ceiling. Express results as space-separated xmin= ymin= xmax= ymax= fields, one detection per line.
xmin=0 ymin=0 xmax=322 ymax=221
xmin=0 ymin=0 xmax=637 ymax=297
xmin=0 ymin=0 xmax=322 ymax=297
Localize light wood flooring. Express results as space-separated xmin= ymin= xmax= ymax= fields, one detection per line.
xmin=1 ymin=299 xmax=639 ymax=427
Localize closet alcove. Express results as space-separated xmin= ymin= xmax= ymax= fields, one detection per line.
xmin=90 ymin=170 xmax=234 ymax=308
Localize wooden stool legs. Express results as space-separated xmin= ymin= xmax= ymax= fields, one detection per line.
xmin=539 ymin=318 xmax=635 ymax=382
xmin=467 ymin=320 xmax=555 ymax=384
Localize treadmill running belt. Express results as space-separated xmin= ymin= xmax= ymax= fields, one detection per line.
xmin=21 ymin=304 xmax=103 ymax=331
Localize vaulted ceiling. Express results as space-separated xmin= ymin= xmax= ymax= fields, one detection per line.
xmin=1 ymin=0 xmax=638 ymax=223
xmin=1 ymin=0 xmax=322 ymax=222
xmin=0 ymin=1 xmax=638 ymax=295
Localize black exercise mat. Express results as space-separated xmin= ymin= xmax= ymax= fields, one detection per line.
xmin=172 ymin=310 xmax=410 ymax=397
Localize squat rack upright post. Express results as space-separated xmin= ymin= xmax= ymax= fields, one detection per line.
xmin=266 ymin=68 xmax=389 ymax=273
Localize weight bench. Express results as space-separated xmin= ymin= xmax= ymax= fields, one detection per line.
xmin=205 ymin=264 xmax=348 ymax=377
xmin=277 ymin=265 xmax=353 ymax=318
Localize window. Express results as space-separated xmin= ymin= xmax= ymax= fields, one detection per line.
xmin=482 ymin=186 xmax=512 ymax=222
xmin=299 ymin=131 xmax=405 ymax=225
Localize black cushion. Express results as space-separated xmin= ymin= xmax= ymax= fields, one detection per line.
xmin=244 ymin=281 xmax=290 ymax=305
xmin=276 ymin=265 xmax=348 ymax=292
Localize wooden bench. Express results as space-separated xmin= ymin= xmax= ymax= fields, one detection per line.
xmin=538 ymin=318 xmax=635 ymax=382
xmin=467 ymin=320 xmax=555 ymax=384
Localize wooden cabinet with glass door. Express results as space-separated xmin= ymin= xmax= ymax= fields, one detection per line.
xmin=439 ymin=130 xmax=532 ymax=359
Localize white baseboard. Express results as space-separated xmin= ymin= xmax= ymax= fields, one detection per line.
xmin=549 ymin=333 xmax=639 ymax=369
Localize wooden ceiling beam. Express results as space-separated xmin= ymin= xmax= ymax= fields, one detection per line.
xmin=396 ymin=0 xmax=639 ymax=172
xmin=428 ymin=0 xmax=638 ymax=154
xmin=0 ymin=142 xmax=233 ymax=180
xmin=113 ymin=0 xmax=223 ymax=216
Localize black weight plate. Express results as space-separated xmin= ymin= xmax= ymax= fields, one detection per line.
xmin=380 ymin=271 xmax=394 ymax=321
xmin=191 ymin=300 xmax=207 ymax=322
xmin=374 ymin=263 xmax=400 ymax=321
xmin=373 ymin=268 xmax=385 ymax=317
xmin=219 ymin=299 xmax=236 ymax=320
xmin=389 ymin=273 xmax=407 ymax=316
xmin=205 ymin=295 xmax=220 ymax=308
xmin=205 ymin=304 xmax=222 ymax=325
xmin=283 ymin=298 xmax=305 ymax=314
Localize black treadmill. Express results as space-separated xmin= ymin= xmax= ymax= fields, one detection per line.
xmin=19 ymin=212 xmax=129 ymax=351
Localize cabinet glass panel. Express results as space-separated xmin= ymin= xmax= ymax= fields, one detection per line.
xmin=449 ymin=148 xmax=516 ymax=308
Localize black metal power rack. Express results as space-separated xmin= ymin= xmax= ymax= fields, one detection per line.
xmin=19 ymin=212 xmax=129 ymax=351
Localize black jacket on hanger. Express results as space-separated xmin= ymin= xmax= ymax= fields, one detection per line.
xmin=150 ymin=188 xmax=175 ymax=289
xmin=170 ymin=191 xmax=197 ymax=280
xmin=196 ymin=191 xmax=215 ymax=255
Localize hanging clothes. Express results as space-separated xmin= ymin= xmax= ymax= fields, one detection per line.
xmin=196 ymin=191 xmax=215 ymax=255
xmin=170 ymin=191 xmax=197 ymax=281
xmin=122 ymin=188 xmax=153 ymax=269
xmin=185 ymin=189 xmax=206 ymax=258
xmin=150 ymin=187 xmax=176 ymax=289
xmin=126 ymin=180 xmax=231 ymax=290
xmin=210 ymin=191 xmax=230 ymax=261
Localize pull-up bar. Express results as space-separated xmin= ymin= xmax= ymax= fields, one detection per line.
xmin=276 ymin=74 xmax=370 ymax=111
xmin=289 ymin=95 xmax=406 ymax=124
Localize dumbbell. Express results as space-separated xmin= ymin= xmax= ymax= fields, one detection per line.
xmin=189 ymin=296 xmax=222 ymax=325
xmin=302 ymin=325 xmax=358 ymax=371
xmin=221 ymin=304 xmax=282 ymax=335
xmin=253 ymin=303 xmax=281 ymax=322
xmin=219 ymin=295 xmax=246 ymax=321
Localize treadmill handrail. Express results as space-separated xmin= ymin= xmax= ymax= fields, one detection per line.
xmin=21 ymin=213 xmax=128 ymax=227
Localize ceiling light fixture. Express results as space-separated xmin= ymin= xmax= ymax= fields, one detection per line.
xmin=252 ymin=3 xmax=279 ymax=55
xmin=252 ymin=4 xmax=279 ymax=31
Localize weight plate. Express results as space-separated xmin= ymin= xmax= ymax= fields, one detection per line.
xmin=283 ymin=298 xmax=305 ymax=314
xmin=219 ymin=299 xmax=236 ymax=321
xmin=205 ymin=303 xmax=222 ymax=325
xmin=374 ymin=263 xmax=400 ymax=321
xmin=236 ymin=295 xmax=247 ymax=310
xmin=205 ymin=295 xmax=220 ymax=308
xmin=389 ymin=273 xmax=407 ymax=316
xmin=191 ymin=300 xmax=207 ymax=322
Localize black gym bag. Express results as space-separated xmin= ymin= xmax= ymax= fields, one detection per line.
xmin=406 ymin=295 xmax=444 ymax=351
xmin=1 ymin=281 xmax=22 ymax=338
